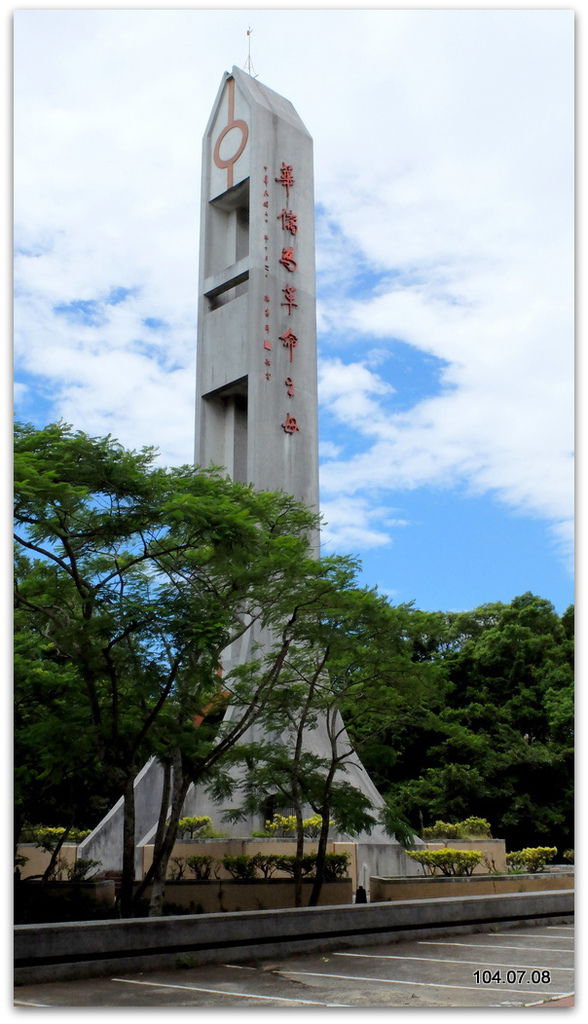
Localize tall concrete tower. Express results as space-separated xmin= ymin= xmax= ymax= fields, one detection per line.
xmin=195 ymin=67 xmax=319 ymax=522
xmin=80 ymin=68 xmax=418 ymax=879
xmin=191 ymin=68 xmax=394 ymax=845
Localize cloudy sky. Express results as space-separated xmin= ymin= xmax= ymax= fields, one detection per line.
xmin=13 ymin=5 xmax=574 ymax=615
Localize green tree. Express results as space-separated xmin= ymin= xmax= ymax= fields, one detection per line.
xmin=14 ymin=421 xmax=318 ymax=915
xmin=377 ymin=594 xmax=574 ymax=850
xmin=215 ymin=563 xmax=435 ymax=905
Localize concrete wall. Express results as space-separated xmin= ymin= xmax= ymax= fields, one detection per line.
xmin=356 ymin=843 xmax=423 ymax=889
xmin=141 ymin=837 xmax=423 ymax=893
xmin=78 ymin=756 xmax=165 ymax=876
xmin=136 ymin=878 xmax=352 ymax=913
xmin=18 ymin=837 xmax=423 ymax=893
xmin=17 ymin=844 xmax=78 ymax=880
xmin=370 ymin=871 xmax=575 ymax=903
xmin=140 ymin=837 xmax=357 ymax=884
xmin=15 ymin=889 xmax=573 ymax=985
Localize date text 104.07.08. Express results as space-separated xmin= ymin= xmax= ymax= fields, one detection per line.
xmin=473 ymin=970 xmax=551 ymax=986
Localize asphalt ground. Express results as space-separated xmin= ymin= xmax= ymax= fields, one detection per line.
xmin=14 ymin=922 xmax=574 ymax=1009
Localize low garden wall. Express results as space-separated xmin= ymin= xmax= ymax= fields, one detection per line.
xmin=140 ymin=838 xmax=358 ymax=885
xmin=17 ymin=843 xmax=78 ymax=880
xmin=370 ymin=870 xmax=575 ymax=903
xmin=135 ymin=877 xmax=352 ymax=913
xmin=14 ymin=880 xmax=117 ymax=925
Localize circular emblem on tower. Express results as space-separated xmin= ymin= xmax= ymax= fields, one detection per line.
xmin=213 ymin=77 xmax=249 ymax=190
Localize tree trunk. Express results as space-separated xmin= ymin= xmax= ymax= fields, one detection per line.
xmin=119 ymin=773 xmax=136 ymax=917
xmin=308 ymin=791 xmax=334 ymax=906
xmin=293 ymin=795 xmax=305 ymax=908
xmin=41 ymin=823 xmax=72 ymax=883
xmin=309 ymin=707 xmax=339 ymax=906
xmin=148 ymin=749 xmax=191 ymax=917
xmin=132 ymin=758 xmax=172 ymax=909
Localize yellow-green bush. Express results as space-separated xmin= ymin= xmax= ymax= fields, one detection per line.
xmin=421 ymin=817 xmax=492 ymax=840
xmin=506 ymin=847 xmax=557 ymax=873
xmin=21 ymin=825 xmax=92 ymax=849
xmin=176 ymin=816 xmax=220 ymax=839
xmin=264 ymin=813 xmax=333 ymax=838
xmin=405 ymin=848 xmax=484 ymax=876
xmin=460 ymin=817 xmax=492 ymax=837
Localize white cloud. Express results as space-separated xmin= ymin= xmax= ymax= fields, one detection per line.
xmin=12 ymin=9 xmax=573 ymax=562
xmin=318 ymin=357 xmax=394 ymax=433
xmin=319 ymin=440 xmax=343 ymax=460
xmin=320 ymin=495 xmax=405 ymax=553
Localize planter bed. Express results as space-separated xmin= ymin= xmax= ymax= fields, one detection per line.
xmin=370 ymin=871 xmax=574 ymax=903
xmin=134 ymin=877 xmax=353 ymax=913
xmin=14 ymin=880 xmax=117 ymax=924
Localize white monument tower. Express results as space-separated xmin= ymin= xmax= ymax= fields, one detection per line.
xmin=191 ymin=67 xmax=392 ymax=842
xmin=80 ymin=68 xmax=416 ymax=878
xmin=195 ymin=67 xmax=319 ymax=523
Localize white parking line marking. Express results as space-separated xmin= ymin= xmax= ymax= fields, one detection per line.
xmin=111 ymin=977 xmax=351 ymax=1006
xmin=334 ymin=952 xmax=573 ymax=971
xmin=222 ymin=964 xmax=257 ymax=971
xmin=523 ymin=991 xmax=575 ymax=1006
xmin=491 ymin=932 xmax=573 ymax=939
xmin=14 ymin=1001 xmax=53 ymax=1007
xmin=279 ymin=969 xmax=565 ymax=997
xmin=418 ymin=941 xmax=573 ymax=954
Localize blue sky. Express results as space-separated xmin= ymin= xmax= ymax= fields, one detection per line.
xmin=12 ymin=6 xmax=574 ymax=616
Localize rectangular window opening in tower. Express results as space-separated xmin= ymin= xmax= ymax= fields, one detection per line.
xmin=202 ymin=377 xmax=248 ymax=483
xmin=205 ymin=179 xmax=250 ymax=309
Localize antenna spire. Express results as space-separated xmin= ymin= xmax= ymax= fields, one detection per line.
xmin=243 ymin=26 xmax=259 ymax=78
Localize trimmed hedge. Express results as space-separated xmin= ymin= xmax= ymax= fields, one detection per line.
xmin=405 ymin=848 xmax=484 ymax=876
xmin=506 ymin=847 xmax=557 ymax=873
xmin=221 ymin=852 xmax=350 ymax=880
xmin=421 ymin=817 xmax=492 ymax=840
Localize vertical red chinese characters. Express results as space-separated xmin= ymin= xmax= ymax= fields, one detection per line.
xmin=275 ymin=163 xmax=301 ymax=434
xmin=262 ymin=168 xmax=272 ymax=380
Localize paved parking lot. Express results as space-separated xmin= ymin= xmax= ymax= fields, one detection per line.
xmin=14 ymin=922 xmax=574 ymax=1008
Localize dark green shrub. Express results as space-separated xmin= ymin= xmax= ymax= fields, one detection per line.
xmin=222 ymin=854 xmax=258 ymax=880
xmin=185 ymin=855 xmax=215 ymax=880
xmin=251 ymin=853 xmax=282 ymax=878
xmin=322 ymin=853 xmax=350 ymax=880
xmin=275 ymin=854 xmax=316 ymax=877
xmin=169 ymin=856 xmax=187 ymax=880
xmin=65 ymin=858 xmax=102 ymax=881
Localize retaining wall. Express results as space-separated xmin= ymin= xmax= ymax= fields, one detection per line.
xmin=17 ymin=844 xmax=78 ymax=880
xmin=141 ymin=838 xmax=357 ymax=883
xmin=135 ymin=877 xmax=352 ymax=912
xmin=15 ymin=888 xmax=573 ymax=985
xmin=370 ymin=871 xmax=574 ymax=902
